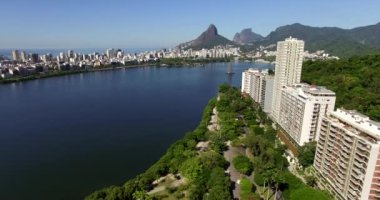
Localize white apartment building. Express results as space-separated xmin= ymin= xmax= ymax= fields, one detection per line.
xmin=241 ymin=68 xmax=274 ymax=113
xmin=278 ymin=84 xmax=336 ymax=146
xmin=314 ymin=109 xmax=380 ymax=200
xmin=271 ymin=37 xmax=304 ymax=122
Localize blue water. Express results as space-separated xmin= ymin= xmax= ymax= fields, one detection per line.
xmin=0 ymin=62 xmax=272 ymax=200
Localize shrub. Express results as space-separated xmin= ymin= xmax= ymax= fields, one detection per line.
xmin=232 ymin=155 xmax=253 ymax=175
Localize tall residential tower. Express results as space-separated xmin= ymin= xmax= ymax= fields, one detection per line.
xmin=314 ymin=109 xmax=380 ymax=200
xmin=271 ymin=37 xmax=304 ymax=121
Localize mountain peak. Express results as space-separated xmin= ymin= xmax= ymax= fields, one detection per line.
xmin=233 ymin=28 xmax=263 ymax=45
xmin=177 ymin=24 xmax=234 ymax=50
xmin=206 ymin=24 xmax=218 ymax=36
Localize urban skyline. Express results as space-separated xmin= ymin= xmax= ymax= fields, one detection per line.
xmin=1 ymin=0 xmax=380 ymax=48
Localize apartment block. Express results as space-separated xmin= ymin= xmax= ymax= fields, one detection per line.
xmin=241 ymin=68 xmax=274 ymax=113
xmin=271 ymin=37 xmax=304 ymax=122
xmin=314 ymin=109 xmax=380 ymax=200
xmin=278 ymin=84 xmax=336 ymax=146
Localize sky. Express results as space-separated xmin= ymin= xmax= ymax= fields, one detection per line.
xmin=1 ymin=0 xmax=380 ymax=49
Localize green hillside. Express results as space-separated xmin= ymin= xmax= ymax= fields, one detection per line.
xmin=302 ymin=55 xmax=380 ymax=121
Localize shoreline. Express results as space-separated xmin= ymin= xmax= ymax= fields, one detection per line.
xmin=0 ymin=58 xmax=234 ymax=85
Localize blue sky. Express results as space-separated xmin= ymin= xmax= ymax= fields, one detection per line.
xmin=1 ymin=0 xmax=379 ymax=49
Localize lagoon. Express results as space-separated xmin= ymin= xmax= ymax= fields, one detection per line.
xmin=0 ymin=62 xmax=272 ymax=200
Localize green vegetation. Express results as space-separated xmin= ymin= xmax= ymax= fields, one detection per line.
xmin=86 ymin=84 xmax=331 ymax=200
xmin=297 ymin=142 xmax=317 ymax=168
xmin=240 ymin=178 xmax=259 ymax=200
xmin=289 ymin=187 xmax=331 ymax=200
xmin=252 ymin=23 xmax=380 ymax=58
xmin=232 ymin=155 xmax=253 ymax=175
xmin=302 ymin=55 xmax=380 ymax=120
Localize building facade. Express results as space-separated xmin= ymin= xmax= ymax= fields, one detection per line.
xmin=12 ymin=50 xmax=20 ymax=61
xmin=271 ymin=37 xmax=304 ymax=122
xmin=314 ymin=109 xmax=380 ymax=200
xmin=278 ymin=84 xmax=336 ymax=146
xmin=241 ymin=68 xmax=274 ymax=113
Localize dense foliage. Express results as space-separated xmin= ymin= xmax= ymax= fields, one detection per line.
xmin=240 ymin=178 xmax=259 ymax=200
xmin=297 ymin=142 xmax=317 ymax=168
xmin=232 ymin=155 xmax=253 ymax=175
xmin=302 ymin=55 xmax=380 ymax=121
xmin=252 ymin=23 xmax=380 ymax=58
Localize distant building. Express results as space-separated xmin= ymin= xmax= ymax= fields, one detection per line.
xmin=12 ymin=50 xmax=20 ymax=61
xmin=30 ymin=53 xmax=39 ymax=63
xmin=68 ymin=50 xmax=74 ymax=59
xmin=278 ymin=83 xmax=336 ymax=145
xmin=271 ymin=37 xmax=304 ymax=122
xmin=241 ymin=68 xmax=274 ymax=113
xmin=314 ymin=109 xmax=380 ymax=200
xmin=21 ymin=51 xmax=28 ymax=62
xmin=106 ymin=48 xmax=115 ymax=59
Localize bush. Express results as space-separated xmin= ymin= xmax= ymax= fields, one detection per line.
xmin=233 ymin=155 xmax=253 ymax=175
xmin=253 ymin=171 xmax=265 ymax=186
xmin=240 ymin=178 xmax=257 ymax=200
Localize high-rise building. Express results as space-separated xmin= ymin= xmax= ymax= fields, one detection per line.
xmin=30 ymin=53 xmax=39 ymax=63
xmin=241 ymin=68 xmax=274 ymax=113
xmin=21 ymin=51 xmax=27 ymax=62
xmin=106 ymin=48 xmax=115 ymax=59
xmin=68 ymin=50 xmax=74 ymax=59
xmin=271 ymin=37 xmax=304 ymax=121
xmin=277 ymin=83 xmax=336 ymax=145
xmin=314 ymin=109 xmax=380 ymax=200
xmin=12 ymin=50 xmax=20 ymax=61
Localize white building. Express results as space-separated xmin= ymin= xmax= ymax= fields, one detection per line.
xmin=241 ymin=68 xmax=274 ymax=113
xmin=271 ymin=37 xmax=304 ymax=122
xmin=314 ymin=109 xmax=380 ymax=200
xmin=278 ymin=84 xmax=336 ymax=146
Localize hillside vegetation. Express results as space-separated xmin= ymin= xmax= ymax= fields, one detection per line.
xmin=302 ymin=55 xmax=380 ymax=121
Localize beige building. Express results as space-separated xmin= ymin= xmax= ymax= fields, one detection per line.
xmin=278 ymin=84 xmax=336 ymax=146
xmin=12 ymin=50 xmax=19 ymax=61
xmin=314 ymin=109 xmax=380 ymax=200
xmin=271 ymin=37 xmax=304 ymax=122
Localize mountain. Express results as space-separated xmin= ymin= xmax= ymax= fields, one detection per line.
xmin=255 ymin=22 xmax=380 ymax=57
xmin=178 ymin=24 xmax=235 ymax=50
xmin=233 ymin=28 xmax=263 ymax=45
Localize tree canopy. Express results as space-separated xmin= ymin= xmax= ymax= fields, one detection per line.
xmin=302 ymin=55 xmax=380 ymax=121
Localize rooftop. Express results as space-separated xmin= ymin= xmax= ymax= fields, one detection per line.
xmin=331 ymin=108 xmax=380 ymax=139
xmin=284 ymin=83 xmax=336 ymax=99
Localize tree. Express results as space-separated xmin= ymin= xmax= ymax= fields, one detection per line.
xmin=305 ymin=175 xmax=317 ymax=188
xmin=232 ymin=155 xmax=253 ymax=175
xmin=298 ymin=142 xmax=317 ymax=168
xmin=240 ymin=178 xmax=259 ymax=200
xmin=180 ymin=158 xmax=202 ymax=182
xmin=199 ymin=151 xmax=227 ymax=170
xmin=132 ymin=190 xmax=152 ymax=200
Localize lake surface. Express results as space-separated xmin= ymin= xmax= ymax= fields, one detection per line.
xmin=0 ymin=62 xmax=272 ymax=200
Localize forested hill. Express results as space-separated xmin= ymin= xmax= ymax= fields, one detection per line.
xmin=302 ymin=55 xmax=380 ymax=121
xmin=248 ymin=22 xmax=380 ymax=58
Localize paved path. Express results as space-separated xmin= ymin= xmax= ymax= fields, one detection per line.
xmin=224 ymin=145 xmax=245 ymax=199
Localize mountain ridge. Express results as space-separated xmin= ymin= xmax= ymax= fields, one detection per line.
xmin=177 ymin=24 xmax=235 ymax=50
xmin=233 ymin=28 xmax=263 ymax=45
xmin=251 ymin=22 xmax=380 ymax=57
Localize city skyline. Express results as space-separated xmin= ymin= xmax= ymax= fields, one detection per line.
xmin=1 ymin=0 xmax=380 ymax=49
